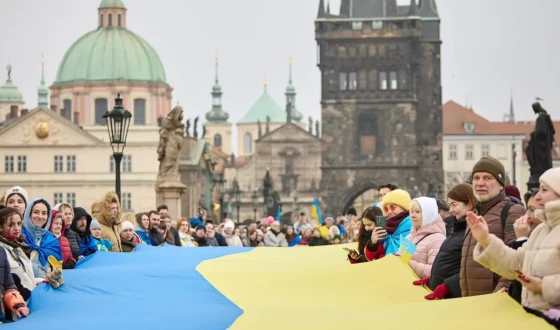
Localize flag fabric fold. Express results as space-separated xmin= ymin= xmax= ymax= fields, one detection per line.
xmin=310 ymin=197 xmax=323 ymax=225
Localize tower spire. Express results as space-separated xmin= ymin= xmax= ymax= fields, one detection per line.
xmin=408 ymin=0 xmax=418 ymax=16
xmin=204 ymin=53 xmax=228 ymax=123
xmin=317 ymin=0 xmax=326 ymax=18
xmin=285 ymin=55 xmax=303 ymax=122
xmin=509 ymin=90 xmax=515 ymax=123
xmin=326 ymin=0 xmax=331 ymax=14
xmin=38 ymin=53 xmax=49 ymax=107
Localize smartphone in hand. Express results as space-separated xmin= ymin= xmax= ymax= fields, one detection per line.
xmin=376 ymin=216 xmax=387 ymax=230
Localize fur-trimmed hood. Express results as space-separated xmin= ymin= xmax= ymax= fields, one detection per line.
xmin=91 ymin=192 xmax=122 ymax=227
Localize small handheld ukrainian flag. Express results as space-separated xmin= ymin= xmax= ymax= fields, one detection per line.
xmin=397 ymin=235 xmax=417 ymax=263
xmin=310 ymin=197 xmax=323 ymax=225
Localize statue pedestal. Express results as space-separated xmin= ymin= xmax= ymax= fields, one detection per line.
xmin=156 ymin=181 xmax=187 ymax=221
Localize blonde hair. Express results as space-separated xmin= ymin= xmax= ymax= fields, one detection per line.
xmin=410 ymin=200 xmax=422 ymax=213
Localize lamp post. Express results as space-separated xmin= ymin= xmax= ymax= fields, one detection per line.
xmin=233 ymin=186 xmax=243 ymax=224
xmin=213 ymin=173 xmax=227 ymax=222
xmin=251 ymin=189 xmax=259 ymax=221
xmin=103 ymin=93 xmax=132 ymax=202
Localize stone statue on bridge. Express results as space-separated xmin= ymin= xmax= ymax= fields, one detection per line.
xmin=526 ymin=101 xmax=555 ymax=189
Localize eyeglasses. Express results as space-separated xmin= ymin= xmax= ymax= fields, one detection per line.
xmin=384 ymin=204 xmax=397 ymax=213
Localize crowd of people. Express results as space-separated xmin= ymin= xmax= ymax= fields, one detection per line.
xmin=1 ymin=155 xmax=560 ymax=328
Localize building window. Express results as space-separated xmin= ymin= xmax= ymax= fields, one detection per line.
xmin=389 ymin=71 xmax=398 ymax=90
xmin=108 ymin=14 xmax=113 ymax=27
xmin=358 ymin=70 xmax=367 ymax=90
xmin=133 ymin=99 xmax=146 ymax=125
xmin=368 ymin=70 xmax=377 ymax=90
xmin=337 ymin=46 xmax=347 ymax=58
xmin=110 ymin=155 xmax=132 ymax=173
xmin=368 ymin=45 xmax=377 ymax=57
xmin=358 ymin=113 xmax=378 ymax=158
xmin=66 ymin=155 xmax=76 ymax=172
xmin=53 ymin=193 xmax=64 ymax=205
xmin=348 ymin=72 xmax=358 ymax=90
xmin=66 ymin=193 xmax=76 ymax=208
xmin=214 ymin=134 xmax=222 ymax=147
xmin=316 ymin=44 xmax=321 ymax=65
xmin=17 ymin=156 xmax=26 ymax=173
xmin=244 ymin=132 xmax=252 ymax=153
xmin=372 ymin=21 xmax=383 ymax=29
xmin=339 ymin=72 xmax=348 ymax=90
xmin=118 ymin=14 xmax=122 ymax=27
xmin=352 ymin=21 xmax=363 ymax=30
xmin=95 ymin=98 xmax=108 ymax=125
xmin=4 ymin=156 xmax=14 ymax=173
xmin=54 ymin=155 xmax=64 ymax=172
xmin=63 ymin=99 xmax=72 ymax=120
xmin=121 ymin=193 xmax=132 ymax=211
xmin=379 ymin=72 xmax=388 ymax=90
xmin=482 ymin=144 xmax=490 ymax=157
xmin=99 ymin=14 xmax=103 ymax=28
xmin=465 ymin=144 xmax=474 ymax=160
xmin=449 ymin=144 xmax=457 ymax=160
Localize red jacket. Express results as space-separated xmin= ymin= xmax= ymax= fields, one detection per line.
xmin=349 ymin=241 xmax=386 ymax=264
xmin=57 ymin=235 xmax=76 ymax=269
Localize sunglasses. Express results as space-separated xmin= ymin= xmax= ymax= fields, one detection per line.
xmin=383 ymin=204 xmax=398 ymax=213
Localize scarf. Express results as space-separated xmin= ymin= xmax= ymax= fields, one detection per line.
xmin=79 ymin=235 xmax=98 ymax=256
xmin=22 ymin=226 xmax=62 ymax=266
xmin=476 ymin=191 xmax=506 ymax=216
xmin=383 ymin=212 xmax=412 ymax=255
xmin=0 ymin=233 xmax=30 ymax=256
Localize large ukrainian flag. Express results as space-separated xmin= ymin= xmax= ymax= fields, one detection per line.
xmin=15 ymin=244 xmax=554 ymax=330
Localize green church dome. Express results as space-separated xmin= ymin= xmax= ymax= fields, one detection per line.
xmin=0 ymin=74 xmax=24 ymax=103
xmin=53 ymin=0 xmax=166 ymax=85
xmin=238 ymin=87 xmax=286 ymax=124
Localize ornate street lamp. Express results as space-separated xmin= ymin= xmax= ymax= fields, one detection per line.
xmin=233 ymin=186 xmax=243 ymax=224
xmin=103 ymin=93 xmax=132 ymax=202
xmin=251 ymin=188 xmax=259 ymax=221
xmin=213 ymin=173 xmax=227 ymax=222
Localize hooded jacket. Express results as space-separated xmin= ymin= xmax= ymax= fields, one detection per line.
xmin=21 ymin=198 xmax=62 ymax=277
xmin=91 ymin=192 xmax=123 ymax=252
xmin=70 ymin=207 xmax=97 ymax=257
xmin=406 ymin=197 xmax=447 ymax=278
xmin=49 ymin=210 xmax=76 ymax=269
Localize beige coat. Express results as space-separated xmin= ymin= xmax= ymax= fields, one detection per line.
xmin=91 ymin=192 xmax=123 ymax=252
xmin=474 ymin=199 xmax=560 ymax=311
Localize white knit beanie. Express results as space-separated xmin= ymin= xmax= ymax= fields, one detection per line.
xmin=539 ymin=167 xmax=560 ymax=196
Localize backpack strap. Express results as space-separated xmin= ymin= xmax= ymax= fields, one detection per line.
xmin=500 ymin=201 xmax=514 ymax=231
xmin=415 ymin=233 xmax=433 ymax=246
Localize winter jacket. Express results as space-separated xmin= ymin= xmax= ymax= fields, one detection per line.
xmin=178 ymin=232 xmax=196 ymax=247
xmin=474 ymin=199 xmax=560 ymax=311
xmin=169 ymin=227 xmax=181 ymax=246
xmin=70 ymin=207 xmax=97 ymax=257
xmin=63 ymin=228 xmax=81 ymax=259
xmin=0 ymin=242 xmax=36 ymax=297
xmin=264 ymin=230 xmax=288 ymax=247
xmin=308 ymin=237 xmax=330 ymax=246
xmin=121 ymin=238 xmax=136 ymax=253
xmin=224 ymin=233 xmax=243 ymax=247
xmin=56 ymin=235 xmax=76 ymax=269
xmin=407 ymin=218 xmax=447 ymax=278
xmin=215 ymin=232 xmax=228 ymax=246
xmin=0 ymin=247 xmax=19 ymax=321
xmin=460 ymin=192 xmax=525 ymax=297
xmin=428 ymin=218 xmax=467 ymax=298
xmin=149 ymin=228 xmax=165 ymax=246
xmin=136 ymin=227 xmax=154 ymax=245
xmin=93 ymin=237 xmax=113 ymax=251
xmin=91 ymin=192 xmax=122 ymax=252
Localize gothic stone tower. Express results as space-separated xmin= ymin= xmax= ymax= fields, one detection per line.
xmin=316 ymin=0 xmax=443 ymax=213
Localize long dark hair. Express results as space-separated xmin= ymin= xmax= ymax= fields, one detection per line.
xmin=357 ymin=206 xmax=383 ymax=253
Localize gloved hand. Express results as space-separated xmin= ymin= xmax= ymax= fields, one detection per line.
xmin=413 ymin=277 xmax=430 ymax=286
xmin=425 ymin=283 xmax=450 ymax=300
xmin=46 ymin=267 xmax=63 ymax=289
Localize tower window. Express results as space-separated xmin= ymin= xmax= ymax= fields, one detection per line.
xmin=95 ymin=98 xmax=108 ymax=125
xmin=63 ymin=99 xmax=72 ymax=121
xmin=243 ymin=133 xmax=252 ymax=153
xmin=357 ymin=113 xmax=378 ymax=158
xmin=352 ymin=22 xmax=363 ymax=30
xmin=379 ymin=72 xmax=388 ymax=90
xmin=214 ymin=134 xmax=222 ymax=148
xmin=99 ymin=14 xmax=104 ymax=28
xmin=118 ymin=14 xmax=122 ymax=27
xmin=339 ymin=72 xmax=348 ymax=90
xmin=316 ymin=44 xmax=321 ymax=65
xmin=389 ymin=71 xmax=398 ymax=90
xmin=108 ymin=14 xmax=113 ymax=27
xmin=133 ymin=99 xmax=146 ymax=125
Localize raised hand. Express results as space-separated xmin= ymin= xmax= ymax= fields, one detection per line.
xmin=514 ymin=215 xmax=531 ymax=239
xmin=371 ymin=227 xmax=387 ymax=245
xmin=466 ymin=211 xmax=490 ymax=248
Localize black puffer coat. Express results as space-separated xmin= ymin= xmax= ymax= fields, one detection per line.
xmin=428 ymin=217 xmax=466 ymax=298
xmin=63 ymin=228 xmax=81 ymax=259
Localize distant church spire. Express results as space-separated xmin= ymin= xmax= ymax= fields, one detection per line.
xmin=507 ymin=91 xmax=515 ymax=123
xmin=285 ymin=55 xmax=302 ymax=122
xmin=264 ymin=72 xmax=268 ymax=93
xmin=38 ymin=53 xmax=49 ymax=107
xmin=205 ymin=53 xmax=228 ymax=122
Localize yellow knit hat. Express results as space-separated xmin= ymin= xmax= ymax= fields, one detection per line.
xmin=382 ymin=189 xmax=412 ymax=211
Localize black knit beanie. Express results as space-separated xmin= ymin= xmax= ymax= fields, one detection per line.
xmin=472 ymin=156 xmax=506 ymax=187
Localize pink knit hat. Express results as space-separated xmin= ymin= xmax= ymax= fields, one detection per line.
xmin=265 ymin=216 xmax=275 ymax=225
